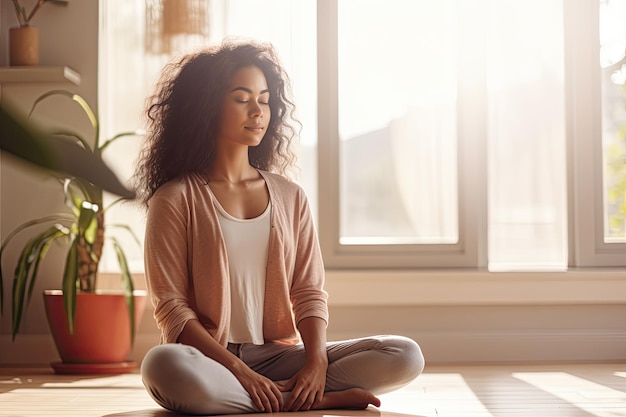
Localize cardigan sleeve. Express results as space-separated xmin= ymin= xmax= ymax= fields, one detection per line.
xmin=144 ymin=184 xmax=198 ymax=344
xmin=289 ymin=185 xmax=329 ymax=327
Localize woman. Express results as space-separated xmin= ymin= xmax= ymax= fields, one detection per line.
xmin=135 ymin=39 xmax=425 ymax=415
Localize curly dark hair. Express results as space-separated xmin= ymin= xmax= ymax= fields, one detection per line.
xmin=133 ymin=39 xmax=298 ymax=206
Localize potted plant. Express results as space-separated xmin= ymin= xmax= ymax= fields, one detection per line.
xmin=0 ymin=90 xmax=146 ymax=374
xmin=8 ymin=0 xmax=68 ymax=66
xmin=0 ymin=104 xmax=136 ymax=198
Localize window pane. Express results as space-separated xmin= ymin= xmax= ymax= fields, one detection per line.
xmin=600 ymin=0 xmax=626 ymax=243
xmin=337 ymin=0 xmax=459 ymax=245
xmin=486 ymin=0 xmax=567 ymax=270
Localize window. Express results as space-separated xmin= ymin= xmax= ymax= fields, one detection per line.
xmin=320 ymin=0 xmax=570 ymax=269
xmin=567 ymin=0 xmax=626 ymax=266
xmin=600 ymin=0 xmax=626 ymax=244
xmin=337 ymin=1 xmax=459 ymax=247
xmin=318 ymin=0 xmax=483 ymax=268
xmin=99 ymin=0 xmax=625 ymax=274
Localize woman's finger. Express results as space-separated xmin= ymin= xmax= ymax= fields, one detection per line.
xmin=250 ymin=391 xmax=264 ymax=412
xmin=284 ymin=385 xmax=301 ymax=410
xmin=288 ymin=387 xmax=308 ymax=411
xmin=299 ymin=391 xmax=316 ymax=411
xmin=270 ymin=383 xmax=284 ymax=411
xmin=259 ymin=390 xmax=274 ymax=413
xmin=266 ymin=386 xmax=281 ymax=412
xmin=314 ymin=388 xmax=324 ymax=407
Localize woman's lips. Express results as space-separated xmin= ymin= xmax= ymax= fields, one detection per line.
xmin=245 ymin=124 xmax=264 ymax=132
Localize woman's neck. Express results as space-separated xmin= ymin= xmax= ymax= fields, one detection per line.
xmin=207 ymin=144 xmax=258 ymax=184
xmin=206 ymin=162 xmax=259 ymax=184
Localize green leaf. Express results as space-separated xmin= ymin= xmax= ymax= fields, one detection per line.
xmin=69 ymin=94 xmax=99 ymax=135
xmin=0 ymin=214 xmax=73 ymax=254
xmin=103 ymin=197 xmax=125 ymax=211
xmin=0 ymin=213 xmax=73 ymax=315
xmin=77 ymin=201 xmax=99 ymax=235
xmin=99 ymin=130 xmax=143 ymax=153
xmin=49 ymin=131 xmax=93 ymax=154
xmin=110 ymin=237 xmax=135 ymax=344
xmin=0 ymin=104 xmax=135 ymax=198
xmin=62 ymin=238 xmax=79 ymax=334
xmin=29 ymin=90 xmax=99 ymax=150
xmin=63 ymin=179 xmax=84 ymax=216
xmin=63 ymin=178 xmax=102 ymax=214
xmin=11 ymin=236 xmax=40 ymax=340
xmin=25 ymin=225 xmax=69 ymax=311
xmin=108 ymin=224 xmax=142 ymax=247
xmin=11 ymin=224 xmax=68 ymax=340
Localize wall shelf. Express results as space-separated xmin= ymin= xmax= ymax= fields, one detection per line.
xmin=0 ymin=66 xmax=80 ymax=85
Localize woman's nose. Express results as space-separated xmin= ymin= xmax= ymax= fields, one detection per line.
xmin=249 ymin=102 xmax=263 ymax=117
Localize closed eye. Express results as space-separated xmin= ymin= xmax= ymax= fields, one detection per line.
xmin=231 ymin=86 xmax=270 ymax=105
xmin=234 ymin=98 xmax=269 ymax=105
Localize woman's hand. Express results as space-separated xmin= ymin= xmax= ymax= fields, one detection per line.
xmin=282 ymin=316 xmax=329 ymax=411
xmin=234 ymin=365 xmax=284 ymax=413
xmin=177 ymin=320 xmax=283 ymax=413
xmin=281 ymin=357 xmax=328 ymax=411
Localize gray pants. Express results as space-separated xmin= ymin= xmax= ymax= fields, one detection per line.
xmin=141 ymin=335 xmax=425 ymax=415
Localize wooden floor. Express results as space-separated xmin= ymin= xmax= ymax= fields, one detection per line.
xmin=1 ymin=363 xmax=626 ymax=417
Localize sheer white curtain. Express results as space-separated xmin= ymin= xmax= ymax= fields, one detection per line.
xmin=100 ymin=2 xmax=150 ymax=272
xmin=99 ymin=1 xmax=211 ymax=272
xmin=486 ymin=0 xmax=567 ymax=270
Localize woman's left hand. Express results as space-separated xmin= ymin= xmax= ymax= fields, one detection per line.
xmin=281 ymin=358 xmax=328 ymax=411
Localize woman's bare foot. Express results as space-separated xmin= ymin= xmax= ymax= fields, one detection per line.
xmin=313 ymin=388 xmax=381 ymax=410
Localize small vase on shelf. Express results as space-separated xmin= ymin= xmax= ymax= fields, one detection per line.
xmin=9 ymin=26 xmax=39 ymax=66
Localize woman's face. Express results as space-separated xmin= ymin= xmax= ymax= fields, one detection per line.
xmin=217 ymin=65 xmax=271 ymax=148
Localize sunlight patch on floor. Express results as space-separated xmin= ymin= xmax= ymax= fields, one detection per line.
xmin=398 ymin=373 xmax=494 ymax=417
xmin=41 ymin=374 xmax=144 ymax=388
xmin=513 ymin=372 xmax=626 ymax=417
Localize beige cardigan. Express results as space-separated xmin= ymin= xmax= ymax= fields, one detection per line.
xmin=144 ymin=170 xmax=329 ymax=346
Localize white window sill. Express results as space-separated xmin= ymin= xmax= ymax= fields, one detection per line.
xmin=323 ymin=268 xmax=626 ymax=306
xmin=104 ymin=268 xmax=626 ymax=307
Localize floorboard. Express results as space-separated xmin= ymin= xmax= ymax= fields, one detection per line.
xmin=1 ymin=363 xmax=626 ymax=417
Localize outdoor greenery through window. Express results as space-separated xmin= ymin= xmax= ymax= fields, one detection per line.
xmin=600 ymin=0 xmax=626 ymax=243
xmin=99 ymin=0 xmax=625 ymax=273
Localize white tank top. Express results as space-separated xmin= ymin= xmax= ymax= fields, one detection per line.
xmin=211 ymin=194 xmax=270 ymax=345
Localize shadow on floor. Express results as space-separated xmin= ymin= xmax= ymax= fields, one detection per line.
xmin=102 ymin=407 xmax=425 ymax=417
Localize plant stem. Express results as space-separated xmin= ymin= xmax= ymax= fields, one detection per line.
xmin=11 ymin=0 xmax=27 ymax=26
xmin=26 ymin=0 xmax=48 ymax=24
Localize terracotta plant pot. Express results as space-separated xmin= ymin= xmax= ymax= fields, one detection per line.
xmin=9 ymin=26 xmax=39 ymax=66
xmin=43 ymin=289 xmax=147 ymax=374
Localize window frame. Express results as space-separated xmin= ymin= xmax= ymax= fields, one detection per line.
xmin=316 ymin=0 xmax=488 ymax=269
xmin=318 ymin=0 xmax=625 ymax=270
xmin=566 ymin=0 xmax=626 ymax=267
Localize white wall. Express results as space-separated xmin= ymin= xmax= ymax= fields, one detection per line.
xmin=1 ymin=1 xmax=626 ymax=366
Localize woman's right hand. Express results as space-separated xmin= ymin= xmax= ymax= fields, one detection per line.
xmin=177 ymin=320 xmax=283 ymax=412
xmin=233 ymin=365 xmax=284 ymax=413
